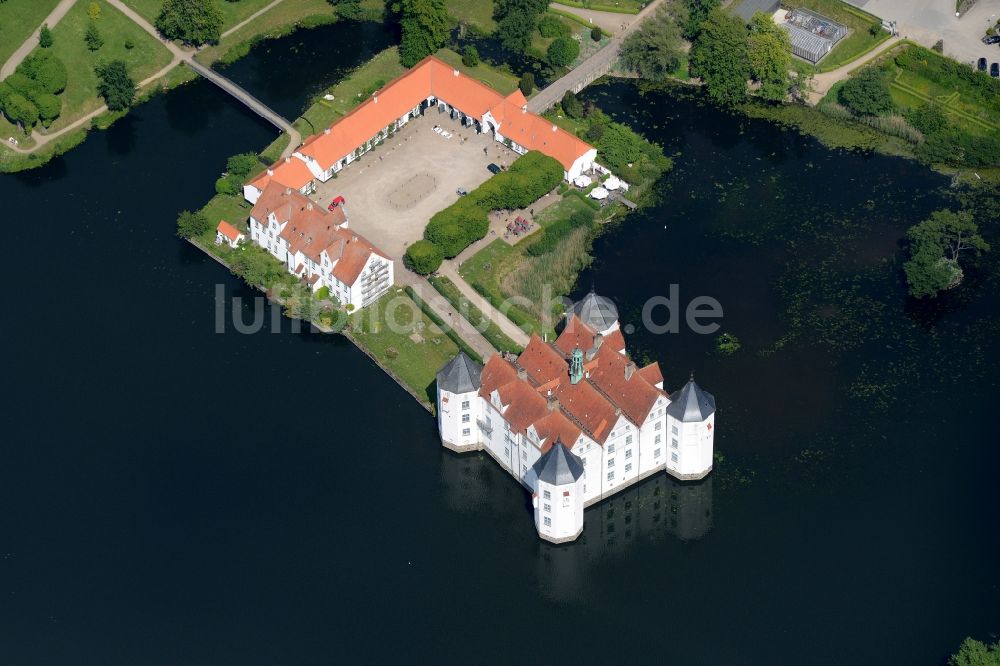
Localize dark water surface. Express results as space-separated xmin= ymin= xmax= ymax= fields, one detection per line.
xmin=1 ymin=27 xmax=997 ymax=665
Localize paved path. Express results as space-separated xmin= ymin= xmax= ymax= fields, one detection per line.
xmin=221 ymin=0 xmax=286 ymax=39
xmin=397 ymin=271 xmax=499 ymax=360
xmin=0 ymin=0 xmax=79 ymax=79
xmin=437 ymin=262 xmax=531 ymax=347
xmin=550 ymin=2 xmax=638 ymax=36
xmin=529 ymin=0 xmax=666 ymax=112
xmin=807 ymin=36 xmax=902 ymax=104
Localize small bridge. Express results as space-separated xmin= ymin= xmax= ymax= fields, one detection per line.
xmin=186 ymin=59 xmax=297 ymax=137
xmin=527 ymin=0 xmax=665 ymax=114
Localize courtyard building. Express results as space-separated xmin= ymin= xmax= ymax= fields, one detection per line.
xmin=215 ymin=220 xmax=245 ymax=248
xmin=248 ymin=181 xmax=393 ymax=309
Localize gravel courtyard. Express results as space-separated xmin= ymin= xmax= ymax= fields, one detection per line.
xmin=312 ymin=112 xmax=517 ymax=260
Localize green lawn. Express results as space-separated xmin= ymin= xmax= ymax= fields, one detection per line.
xmin=428 ymin=275 xmax=523 ymax=353
xmin=434 ymin=48 xmax=520 ymax=95
xmin=782 ymin=0 xmax=891 ymax=72
xmin=198 ymin=193 xmax=253 ymax=236
xmin=0 ymin=0 xmax=61 ymax=65
xmin=348 ymin=290 xmax=462 ymax=406
xmin=38 ymin=0 xmax=172 ymax=132
xmin=446 ymin=0 xmax=496 ymax=33
xmin=121 ymin=0 xmax=285 ymax=30
xmin=552 ymin=0 xmax=643 ymax=14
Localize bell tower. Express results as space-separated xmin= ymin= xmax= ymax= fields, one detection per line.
xmin=569 ymin=346 xmax=584 ymax=384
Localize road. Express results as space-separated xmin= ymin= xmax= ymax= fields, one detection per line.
xmin=807 ymin=35 xmax=903 ymax=104
xmin=846 ymin=0 xmax=1000 ymax=66
xmin=1 ymin=0 xmax=79 ymax=79
xmin=528 ymin=0 xmax=666 ymax=112
xmin=437 ymin=262 xmax=531 ymax=347
xmin=550 ymin=2 xmax=638 ymax=35
xmin=397 ymin=272 xmax=500 ymax=361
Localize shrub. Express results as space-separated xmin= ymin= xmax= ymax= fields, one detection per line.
xmin=858 ymin=114 xmax=924 ymax=143
xmin=404 ymin=240 xmax=444 ymax=274
xmin=526 ymin=207 xmax=595 ymax=256
xmin=547 ymin=36 xmax=580 ymax=67
xmin=124 ymin=38 xmax=135 ymax=50
xmin=176 ymin=209 xmax=210 ymax=238
xmin=561 ymin=90 xmax=583 ymax=118
xmin=462 ymin=44 xmax=480 ymax=67
xmin=95 ymin=60 xmax=135 ymax=111
xmin=931 ymin=39 xmax=943 ymax=53
xmin=155 ymin=0 xmax=224 ymax=45
xmin=905 ymin=102 xmax=948 ymax=135
xmin=838 ymin=67 xmax=894 ymax=116
xmin=17 ymin=52 xmax=68 ymax=95
xmin=39 ymin=24 xmax=54 ymax=48
xmin=215 ymin=175 xmax=240 ymax=195
xmin=34 ymin=93 xmax=61 ymax=127
xmin=591 ymin=26 xmax=602 ymax=41
xmin=226 ymin=152 xmax=260 ymax=177
xmin=88 ymin=1 xmax=102 ymax=21
xmin=85 ymin=23 xmax=104 ymax=51
xmin=519 ymin=71 xmax=535 ymax=96
xmin=538 ymin=15 xmax=570 ymax=39
xmin=2 ymin=92 xmax=39 ymax=129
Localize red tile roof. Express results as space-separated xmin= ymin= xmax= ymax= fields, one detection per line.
xmin=249 ymin=156 xmax=314 ymax=193
xmin=555 ymin=316 xmax=627 ymax=356
xmin=216 ymin=220 xmax=242 ymax=242
xmin=297 ymin=56 xmax=593 ymax=172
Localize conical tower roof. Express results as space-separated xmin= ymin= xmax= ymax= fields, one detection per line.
xmin=570 ymin=289 xmax=618 ymax=332
xmin=666 ymin=375 xmax=716 ymax=423
xmin=532 ymin=441 xmax=584 ymax=485
xmin=436 ymin=351 xmax=482 ymax=394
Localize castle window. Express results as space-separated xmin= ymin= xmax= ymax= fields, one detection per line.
xmin=654 ymin=448 xmax=661 ymax=458
xmin=461 ymin=414 xmax=470 ymax=423
xmin=625 ymin=463 xmax=632 ymax=473
xmin=655 ymin=434 xmax=662 ymax=444
xmin=626 ymin=435 xmax=633 ymax=445
xmin=462 ymin=428 xmax=470 ymax=436
xmin=672 ymin=438 xmax=678 ymax=449
xmin=543 ymin=490 xmax=551 ymax=500
xmin=625 ymin=449 xmax=632 ymax=459
xmin=544 ymin=503 xmax=551 ymax=513
xmin=655 ymin=421 xmax=662 ymax=431
xmin=544 ymin=517 xmax=551 ymax=527
xmin=608 ymin=443 xmax=616 ymax=453
xmin=563 ymin=496 xmax=570 ymax=508
xmin=671 ymin=452 xmax=678 ymax=463
xmin=608 ymin=459 xmax=615 ymax=468
xmin=607 ymin=471 xmax=615 ymax=482
xmin=672 ymin=425 xmax=678 ymax=435
xmin=504 ymin=448 xmax=509 ymax=457
xmin=461 ymin=400 xmax=469 ymax=410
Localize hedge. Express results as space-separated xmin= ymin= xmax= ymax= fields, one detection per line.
xmin=404 ymin=239 xmax=444 ymax=275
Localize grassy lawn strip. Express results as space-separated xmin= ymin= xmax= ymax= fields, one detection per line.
xmin=547 ymin=8 xmax=613 ymax=37
xmin=37 ymin=0 xmax=172 ymax=133
xmin=0 ymin=0 xmax=61 ymax=65
xmin=121 ymin=0 xmax=283 ymax=30
xmin=405 ymin=286 xmax=483 ymax=363
xmin=552 ymin=0 xmax=642 ymax=14
xmin=428 ymin=276 xmax=523 ymax=354
xmin=782 ymin=0 xmax=890 ymax=73
xmin=195 ymin=0 xmax=336 ymax=66
xmin=434 ymin=48 xmax=520 ymax=95
xmin=350 ymin=289 xmax=462 ymax=407
xmin=445 ymin=0 xmax=496 ymax=33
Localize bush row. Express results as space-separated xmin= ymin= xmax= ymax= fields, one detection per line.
xmin=525 ymin=208 xmax=596 ymax=257
xmin=0 ymin=52 xmax=68 ymax=130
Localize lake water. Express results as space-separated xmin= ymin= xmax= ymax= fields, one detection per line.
xmin=0 ymin=23 xmax=996 ymax=664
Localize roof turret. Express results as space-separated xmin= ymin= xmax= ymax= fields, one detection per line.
xmin=570 ymin=289 xmax=618 ymax=333
xmin=533 ymin=441 xmax=584 ymax=485
xmin=436 ymin=351 xmax=482 ymax=394
xmin=666 ymin=374 xmax=716 ymax=423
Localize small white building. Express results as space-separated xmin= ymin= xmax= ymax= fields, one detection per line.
xmin=247 ymin=181 xmax=393 ymax=309
xmin=435 ymin=290 xmax=716 ymax=543
xmin=215 ymin=220 xmax=245 ymax=249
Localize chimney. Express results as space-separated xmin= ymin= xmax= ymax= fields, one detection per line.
xmin=625 ymin=361 xmax=636 ymax=381
xmin=306 ymin=202 xmax=313 ymax=211
xmin=373 ymin=95 xmax=378 ymax=104
xmin=284 ymin=187 xmax=292 ymax=196
xmin=267 ymin=168 xmax=274 ymax=176
xmin=517 ymin=367 xmax=527 ymax=381
xmin=453 ymin=69 xmax=460 ymax=76
xmin=552 ymin=124 xmax=558 ymax=132
xmin=324 ymin=128 xmax=331 ymax=135
xmin=547 ymin=393 xmax=559 ymax=411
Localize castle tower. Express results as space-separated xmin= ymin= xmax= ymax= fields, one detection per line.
xmin=569 ymin=346 xmax=584 ymax=385
xmin=664 ymin=374 xmax=716 ymax=479
xmin=570 ymin=289 xmax=619 ymax=334
xmin=436 ymin=351 xmax=483 ymax=452
xmin=531 ymin=441 xmax=585 ymax=543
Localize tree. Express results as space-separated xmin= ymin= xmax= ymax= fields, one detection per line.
xmin=397 ymin=0 xmax=449 ymax=67
xmin=838 ymin=67 xmax=894 ymax=116
xmin=176 ymin=210 xmax=210 ymax=238
xmin=591 ymin=26 xmax=602 ymax=41
xmin=547 ymin=36 xmax=580 ymax=67
xmin=95 ymin=60 xmax=135 ymax=111
xmin=689 ymin=9 xmax=750 ymax=106
xmin=226 ymin=152 xmax=260 ymax=177
xmin=85 ymin=23 xmax=104 ymax=51
xmin=494 ymin=0 xmax=548 ymax=52
xmin=519 ymin=71 xmax=535 ymax=96
xmin=155 ymin=0 xmax=224 ymax=46
xmin=680 ymin=0 xmax=721 ymax=39
xmin=747 ymin=11 xmax=791 ymax=102
xmin=404 ymin=240 xmax=444 ymax=275
xmin=34 ymin=92 xmax=61 ymax=127
xmin=462 ymin=44 xmax=480 ymax=68
xmin=619 ymin=3 xmax=688 ymax=81
xmin=903 ymin=209 xmax=989 ymax=298
xmin=948 ymin=637 xmax=1000 ymax=666
xmin=18 ymin=51 xmax=68 ymax=95
xmin=537 ymin=15 xmax=569 ymax=39
xmin=39 ymin=24 xmax=54 ymax=48
xmin=561 ymin=90 xmax=583 ymax=118
xmin=88 ymin=1 xmax=101 ymax=21
xmin=2 ymin=93 xmax=39 ymax=130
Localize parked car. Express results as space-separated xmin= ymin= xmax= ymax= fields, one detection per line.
xmin=992 ymin=62 xmax=1000 ymax=78
xmin=456 ymin=187 xmax=468 ymax=196
xmin=487 ymin=163 xmax=501 ymax=175
xmin=327 ymin=195 xmax=346 ymax=210
xmin=977 ymin=57 xmax=988 ymax=71
xmin=982 ymin=35 xmax=1000 ymax=45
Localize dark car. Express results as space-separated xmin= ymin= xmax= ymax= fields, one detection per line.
xmin=982 ymin=34 xmax=1000 ymax=45
xmin=992 ymin=62 xmax=1000 ymax=78
xmin=456 ymin=187 xmax=468 ymax=196
xmin=978 ymin=57 xmax=988 ymax=71
xmin=487 ymin=163 xmax=502 ymax=175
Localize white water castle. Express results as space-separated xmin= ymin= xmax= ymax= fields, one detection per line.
xmin=436 ymin=291 xmax=716 ymax=543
